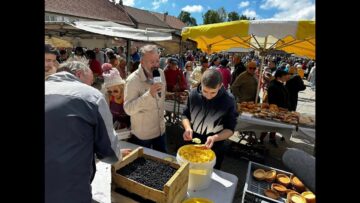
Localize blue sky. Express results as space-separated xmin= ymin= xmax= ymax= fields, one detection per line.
xmin=117 ymin=0 xmax=315 ymax=25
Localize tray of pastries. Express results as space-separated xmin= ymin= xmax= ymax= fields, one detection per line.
xmin=238 ymin=102 xmax=300 ymax=125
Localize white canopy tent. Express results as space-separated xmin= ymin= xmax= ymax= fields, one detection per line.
xmin=70 ymin=21 xmax=173 ymax=42
xmin=45 ymin=20 xmax=174 ymax=75
xmin=45 ymin=21 xmax=173 ymax=42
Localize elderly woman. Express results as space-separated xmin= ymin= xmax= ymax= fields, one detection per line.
xmin=102 ymin=64 xmax=130 ymax=130
xmin=183 ymin=61 xmax=193 ymax=90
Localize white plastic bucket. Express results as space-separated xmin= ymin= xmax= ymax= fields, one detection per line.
xmin=176 ymin=145 xmax=216 ymax=190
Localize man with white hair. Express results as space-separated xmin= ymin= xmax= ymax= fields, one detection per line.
xmin=124 ymin=45 xmax=167 ymax=152
xmin=45 ymin=61 xmax=129 ymax=203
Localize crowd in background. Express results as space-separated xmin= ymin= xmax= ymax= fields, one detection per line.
xmin=45 ymin=43 xmax=316 ymax=201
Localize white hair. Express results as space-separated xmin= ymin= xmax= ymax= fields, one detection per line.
xmin=58 ymin=61 xmax=92 ymax=75
xmin=139 ymin=45 xmax=159 ymax=59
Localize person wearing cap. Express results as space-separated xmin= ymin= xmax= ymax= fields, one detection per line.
xmin=45 ymin=44 xmax=59 ymax=79
xmin=286 ymin=67 xmax=306 ymax=111
xmin=216 ymin=58 xmax=232 ymax=89
xmin=164 ymin=57 xmax=187 ymax=92
xmin=46 ymin=61 xmax=131 ymax=203
xmin=231 ymin=61 xmax=259 ymax=103
xmin=260 ymin=70 xmax=291 ymax=147
xmin=268 ymin=70 xmax=290 ymax=109
xmin=102 ymin=66 xmax=130 ymax=130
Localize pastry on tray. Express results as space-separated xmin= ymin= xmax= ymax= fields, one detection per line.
xmin=301 ymin=191 xmax=315 ymax=203
xmin=287 ymin=193 xmax=306 ymax=203
xmin=261 ymin=103 xmax=269 ymax=109
xmin=286 ymin=189 xmax=299 ymax=195
xmin=264 ymin=189 xmax=280 ymax=200
xmin=265 ymin=170 xmax=277 ymax=182
xmin=253 ymin=169 xmax=266 ymax=181
xmin=291 ymin=176 xmax=305 ymax=192
xmin=246 ymin=103 xmax=256 ymax=109
xmin=276 ymin=174 xmax=291 ymax=187
xmin=271 ymin=183 xmax=287 ymax=196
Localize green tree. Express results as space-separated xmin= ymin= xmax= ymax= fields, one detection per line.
xmin=178 ymin=11 xmax=197 ymax=26
xmin=217 ymin=7 xmax=227 ymax=22
xmin=202 ymin=10 xmax=222 ymax=24
xmin=239 ymin=14 xmax=255 ymax=20
xmin=228 ymin=11 xmax=240 ymax=21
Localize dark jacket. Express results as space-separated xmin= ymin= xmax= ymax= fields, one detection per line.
xmin=230 ymin=62 xmax=246 ymax=85
xmin=286 ymin=75 xmax=306 ymax=111
xmin=268 ymin=79 xmax=290 ymax=109
xmin=182 ymin=85 xmax=238 ymax=142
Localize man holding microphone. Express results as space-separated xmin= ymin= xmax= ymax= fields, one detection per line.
xmin=124 ymin=45 xmax=167 ymax=152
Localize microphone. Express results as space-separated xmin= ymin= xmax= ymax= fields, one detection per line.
xmin=152 ymin=69 xmax=162 ymax=98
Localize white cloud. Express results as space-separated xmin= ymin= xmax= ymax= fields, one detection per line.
xmin=182 ymin=5 xmax=204 ymax=13
xmin=172 ymin=3 xmax=176 ymax=8
xmin=115 ymin=0 xmax=135 ymax=6
xmin=242 ymin=9 xmax=258 ymax=18
xmin=260 ymin=0 xmax=315 ymax=20
xmin=152 ymin=0 xmax=168 ymax=10
xmin=238 ymin=1 xmax=250 ymax=8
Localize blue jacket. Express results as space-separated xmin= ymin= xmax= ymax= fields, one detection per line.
xmin=45 ymin=72 xmax=121 ymax=203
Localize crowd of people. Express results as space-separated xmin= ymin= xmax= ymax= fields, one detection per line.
xmin=45 ymin=43 xmax=315 ymax=202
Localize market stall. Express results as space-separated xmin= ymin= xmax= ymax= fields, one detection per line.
xmin=181 ymin=20 xmax=315 ymax=104
xmin=91 ymin=141 xmax=238 ymax=203
xmin=235 ymin=102 xmax=315 ymax=142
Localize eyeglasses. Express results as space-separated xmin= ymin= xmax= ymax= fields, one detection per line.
xmin=107 ymin=90 xmax=119 ymax=94
xmin=249 ymin=67 xmax=256 ymax=70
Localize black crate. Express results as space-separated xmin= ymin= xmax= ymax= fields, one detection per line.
xmin=242 ymin=161 xmax=293 ymax=203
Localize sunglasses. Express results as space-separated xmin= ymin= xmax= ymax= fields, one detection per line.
xmin=107 ymin=90 xmax=119 ymax=94
xmin=249 ymin=67 xmax=256 ymax=70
